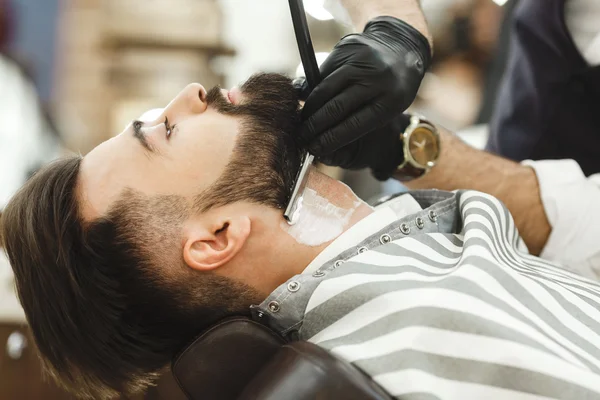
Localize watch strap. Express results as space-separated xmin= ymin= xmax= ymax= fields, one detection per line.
xmin=395 ymin=162 xmax=427 ymax=181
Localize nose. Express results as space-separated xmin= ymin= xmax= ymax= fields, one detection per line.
xmin=164 ymin=83 xmax=208 ymax=117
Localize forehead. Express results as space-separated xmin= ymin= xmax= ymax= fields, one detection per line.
xmin=77 ymin=107 xmax=241 ymax=221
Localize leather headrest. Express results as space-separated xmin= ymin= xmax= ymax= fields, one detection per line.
xmin=171 ymin=316 xmax=286 ymax=400
xmin=239 ymin=342 xmax=393 ymax=400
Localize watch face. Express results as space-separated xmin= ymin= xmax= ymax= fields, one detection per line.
xmin=408 ymin=126 xmax=439 ymax=167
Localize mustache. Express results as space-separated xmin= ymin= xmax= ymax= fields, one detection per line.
xmin=205 ymin=85 xmax=236 ymax=113
xmin=205 ymin=73 xmax=301 ymax=117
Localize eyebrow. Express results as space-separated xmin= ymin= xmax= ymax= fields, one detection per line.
xmin=131 ymin=120 xmax=156 ymax=154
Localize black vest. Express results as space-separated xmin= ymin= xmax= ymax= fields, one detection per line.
xmin=487 ymin=0 xmax=600 ymax=176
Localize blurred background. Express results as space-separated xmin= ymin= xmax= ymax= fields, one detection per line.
xmin=0 ymin=0 xmax=512 ymax=398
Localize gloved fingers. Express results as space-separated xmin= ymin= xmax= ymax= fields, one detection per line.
xmin=300 ymin=83 xmax=377 ymax=145
xmin=292 ymin=77 xmax=310 ymax=101
xmin=309 ymin=96 xmax=392 ymax=155
xmin=318 ymin=143 xmax=358 ymax=168
xmin=317 ymin=39 xmax=359 ymax=77
xmin=300 ymin=64 xmax=358 ymax=123
xmin=292 ymin=43 xmax=354 ymax=104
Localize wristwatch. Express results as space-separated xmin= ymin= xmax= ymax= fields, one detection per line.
xmin=395 ymin=115 xmax=441 ymax=181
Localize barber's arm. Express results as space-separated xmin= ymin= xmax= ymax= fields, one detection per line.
xmin=297 ymin=1 xmax=600 ymax=277
xmin=305 ymin=111 xmax=551 ymax=257
xmin=307 ymin=108 xmax=600 ymax=279
xmin=406 ymin=129 xmax=600 ymax=280
xmin=403 ymin=129 xmax=551 ymax=256
xmin=328 ymin=0 xmax=431 ymax=44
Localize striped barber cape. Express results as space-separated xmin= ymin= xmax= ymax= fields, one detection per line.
xmin=251 ymin=190 xmax=600 ymax=399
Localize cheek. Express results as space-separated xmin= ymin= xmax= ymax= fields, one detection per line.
xmin=168 ymin=116 xmax=240 ymax=185
xmin=168 ymin=151 xmax=218 ymax=190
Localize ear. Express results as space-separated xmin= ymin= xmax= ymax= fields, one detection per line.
xmin=183 ymin=215 xmax=251 ymax=272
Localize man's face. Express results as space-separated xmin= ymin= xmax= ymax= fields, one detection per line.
xmin=79 ymin=73 xmax=301 ymax=221
xmin=80 ymin=83 xmax=238 ymax=220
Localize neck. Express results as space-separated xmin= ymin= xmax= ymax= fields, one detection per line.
xmin=259 ymin=168 xmax=374 ymax=294
xmin=300 ymin=167 xmax=374 ymax=233
xmin=227 ymin=167 xmax=373 ymax=299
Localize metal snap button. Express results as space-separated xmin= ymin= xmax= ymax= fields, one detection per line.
xmin=380 ymin=234 xmax=392 ymax=244
xmin=287 ymin=281 xmax=300 ymax=292
xmin=358 ymin=246 xmax=368 ymax=254
xmin=400 ymin=223 xmax=411 ymax=235
xmin=428 ymin=210 xmax=438 ymax=222
xmin=334 ymin=260 xmax=344 ymax=268
xmin=268 ymin=301 xmax=280 ymax=313
xmin=416 ymin=217 xmax=425 ymax=229
xmin=313 ymin=270 xmax=325 ymax=277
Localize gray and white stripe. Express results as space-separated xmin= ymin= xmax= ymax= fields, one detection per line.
xmin=299 ymin=191 xmax=600 ymax=399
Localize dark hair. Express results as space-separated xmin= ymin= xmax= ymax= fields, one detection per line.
xmin=1 ymin=73 xmax=302 ymax=398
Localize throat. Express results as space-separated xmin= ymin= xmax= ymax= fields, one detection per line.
xmin=281 ymin=167 xmax=373 ymax=247
xmin=283 ymin=187 xmax=354 ymax=246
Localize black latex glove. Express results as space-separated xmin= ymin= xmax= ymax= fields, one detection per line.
xmin=296 ymin=16 xmax=431 ymax=177
xmin=318 ymin=113 xmax=411 ymax=181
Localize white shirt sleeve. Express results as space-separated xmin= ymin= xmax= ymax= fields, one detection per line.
xmin=524 ymin=159 xmax=600 ymax=280
xmin=565 ymin=0 xmax=600 ymax=65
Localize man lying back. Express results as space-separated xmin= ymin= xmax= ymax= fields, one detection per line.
xmin=2 ymin=73 xmax=600 ymax=399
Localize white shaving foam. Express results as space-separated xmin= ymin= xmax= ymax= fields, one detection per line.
xmin=281 ymin=188 xmax=357 ymax=246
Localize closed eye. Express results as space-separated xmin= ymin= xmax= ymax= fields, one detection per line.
xmin=132 ymin=120 xmax=156 ymax=153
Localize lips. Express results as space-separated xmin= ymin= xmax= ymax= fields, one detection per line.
xmin=219 ymin=87 xmax=241 ymax=105
xmin=228 ymin=86 xmax=241 ymax=105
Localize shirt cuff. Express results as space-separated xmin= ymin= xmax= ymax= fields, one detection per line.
xmin=523 ymin=159 xmax=600 ymax=275
xmin=522 ymin=159 xmax=585 ymax=228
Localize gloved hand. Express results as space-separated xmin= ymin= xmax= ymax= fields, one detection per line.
xmin=296 ymin=16 xmax=431 ymax=178
xmin=314 ymin=112 xmax=411 ymax=181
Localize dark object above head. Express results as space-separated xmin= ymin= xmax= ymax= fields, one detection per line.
xmin=171 ymin=317 xmax=393 ymax=400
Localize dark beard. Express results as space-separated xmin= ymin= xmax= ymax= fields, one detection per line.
xmin=198 ymin=73 xmax=302 ymax=209
xmin=202 ymin=73 xmax=304 ymax=208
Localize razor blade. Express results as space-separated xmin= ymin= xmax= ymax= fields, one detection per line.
xmin=284 ymin=0 xmax=322 ymax=224
xmin=284 ymin=152 xmax=314 ymax=223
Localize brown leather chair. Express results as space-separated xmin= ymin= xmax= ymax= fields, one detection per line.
xmin=171 ymin=317 xmax=393 ymax=400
